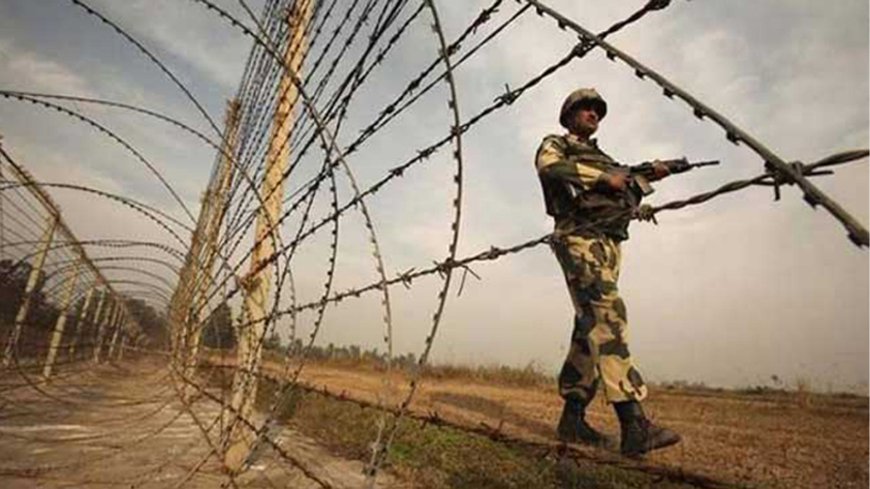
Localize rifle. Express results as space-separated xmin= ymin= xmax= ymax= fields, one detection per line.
xmin=557 ymin=158 xmax=719 ymax=213
xmin=627 ymin=158 xmax=719 ymax=196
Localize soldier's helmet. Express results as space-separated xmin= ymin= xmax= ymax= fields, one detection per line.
xmin=559 ymin=88 xmax=607 ymax=129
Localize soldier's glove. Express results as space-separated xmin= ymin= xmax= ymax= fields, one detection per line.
xmin=633 ymin=204 xmax=658 ymax=225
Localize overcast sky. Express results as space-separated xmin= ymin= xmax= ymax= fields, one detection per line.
xmin=0 ymin=0 xmax=867 ymax=393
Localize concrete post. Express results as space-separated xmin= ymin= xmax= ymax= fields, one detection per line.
xmin=42 ymin=260 xmax=81 ymax=379
xmin=0 ymin=157 xmax=5 ymax=262
xmin=185 ymin=99 xmax=241 ymax=381
xmin=224 ymin=0 xmax=313 ymax=472
xmin=93 ymin=299 xmax=117 ymax=364
xmin=107 ymin=311 xmax=124 ymax=359
xmin=86 ymin=290 xmax=106 ymax=360
xmin=68 ymin=283 xmax=95 ymax=361
xmin=3 ymin=214 xmax=58 ymax=368
xmin=117 ymin=333 xmax=126 ymax=361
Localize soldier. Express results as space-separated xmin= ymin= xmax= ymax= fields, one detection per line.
xmin=534 ymin=88 xmax=681 ymax=457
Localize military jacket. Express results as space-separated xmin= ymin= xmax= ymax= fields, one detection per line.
xmin=534 ymin=133 xmax=638 ymax=241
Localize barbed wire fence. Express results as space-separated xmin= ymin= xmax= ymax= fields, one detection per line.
xmin=0 ymin=0 xmax=866 ymax=487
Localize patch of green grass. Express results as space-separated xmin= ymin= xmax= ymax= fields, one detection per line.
xmin=253 ymin=378 xmax=700 ymax=489
xmin=386 ymin=424 xmax=557 ymax=489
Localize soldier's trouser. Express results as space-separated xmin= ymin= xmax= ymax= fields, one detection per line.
xmin=552 ymin=234 xmax=648 ymax=408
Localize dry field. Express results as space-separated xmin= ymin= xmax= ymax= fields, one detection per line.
xmin=277 ymin=361 xmax=868 ymax=489
xmin=3 ymin=355 xmax=864 ymax=488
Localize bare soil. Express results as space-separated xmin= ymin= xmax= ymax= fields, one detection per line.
xmin=289 ymin=362 xmax=868 ymax=489
xmin=0 ymin=358 xmax=394 ymax=488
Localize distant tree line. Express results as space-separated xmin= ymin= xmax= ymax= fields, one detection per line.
xmin=125 ymin=297 xmax=169 ymax=348
xmin=200 ymin=302 xmax=235 ymax=349
xmin=0 ymin=258 xmax=63 ymax=356
xmin=197 ymin=307 xmax=420 ymax=370
xmin=277 ymin=337 xmax=419 ymax=371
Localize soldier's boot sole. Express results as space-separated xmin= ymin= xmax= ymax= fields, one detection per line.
xmin=620 ymin=423 xmax=681 ymax=458
xmin=557 ymin=416 xmax=617 ymax=449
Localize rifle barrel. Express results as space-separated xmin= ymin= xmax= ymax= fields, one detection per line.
xmin=690 ymin=160 xmax=720 ymax=168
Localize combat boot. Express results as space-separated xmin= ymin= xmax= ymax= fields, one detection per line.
xmin=556 ymin=399 xmax=611 ymax=447
xmin=614 ymin=401 xmax=681 ymax=457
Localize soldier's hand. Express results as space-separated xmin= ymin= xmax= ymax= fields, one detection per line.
xmin=607 ymin=172 xmax=629 ymax=191
xmin=651 ymin=159 xmax=670 ymax=180
xmin=634 ymin=204 xmax=658 ymax=224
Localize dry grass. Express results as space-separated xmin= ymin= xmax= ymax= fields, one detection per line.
xmin=200 ymin=357 xmax=869 ymax=489
xmin=258 ymin=349 xmax=555 ymax=389
xmin=297 ymin=362 xmax=868 ymax=489
xmin=421 ymin=361 xmax=553 ymax=389
xmin=794 ymin=377 xmax=813 ymax=409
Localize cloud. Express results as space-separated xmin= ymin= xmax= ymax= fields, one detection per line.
xmin=0 ymin=36 xmax=214 ymax=213
xmin=88 ymin=0 xmax=254 ymax=89
xmin=422 ymin=0 xmax=868 ymax=392
xmin=0 ymin=38 xmax=95 ymax=96
xmin=0 ymin=0 xmax=866 ymax=393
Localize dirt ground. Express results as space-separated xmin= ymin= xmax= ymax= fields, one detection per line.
xmin=288 ymin=362 xmax=868 ymax=489
xmin=0 ymin=358 xmax=393 ymax=488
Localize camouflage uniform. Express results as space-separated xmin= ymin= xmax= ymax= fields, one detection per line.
xmin=535 ymin=133 xmax=648 ymax=408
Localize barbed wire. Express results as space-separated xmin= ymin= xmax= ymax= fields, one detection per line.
xmin=0 ymin=0 xmax=867 ymax=487
xmin=523 ymin=0 xmax=868 ymax=247
xmin=197 ymin=0 xmax=679 ymax=343
xmin=68 ymin=0 xmax=223 ymax=138
xmin=214 ymin=359 xmax=740 ymax=489
xmin=0 ymin=92 xmax=196 ymax=225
